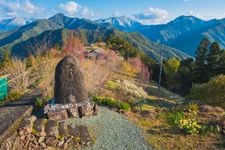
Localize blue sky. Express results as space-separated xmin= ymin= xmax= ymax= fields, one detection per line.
xmin=0 ymin=0 xmax=225 ymax=24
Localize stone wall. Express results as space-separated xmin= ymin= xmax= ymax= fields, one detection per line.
xmin=0 ymin=89 xmax=42 ymax=145
xmin=10 ymin=116 xmax=93 ymax=149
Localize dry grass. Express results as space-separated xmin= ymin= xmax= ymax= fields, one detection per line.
xmin=0 ymin=51 xmax=61 ymax=99
xmin=0 ymin=59 xmax=29 ymax=93
xmin=28 ymin=52 xmax=60 ymax=98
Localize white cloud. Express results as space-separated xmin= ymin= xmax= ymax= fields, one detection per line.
xmin=113 ymin=10 xmax=121 ymax=17
xmin=5 ymin=11 xmax=18 ymax=17
xmin=1 ymin=1 xmax=20 ymax=17
xmin=59 ymin=1 xmax=95 ymax=18
xmin=186 ymin=10 xmax=225 ymax=20
xmin=82 ymin=7 xmax=95 ymax=17
xmin=24 ymin=0 xmax=39 ymax=14
xmin=133 ymin=7 xmax=169 ymax=24
xmin=59 ymin=1 xmax=80 ymax=15
xmin=0 ymin=0 xmax=41 ymax=18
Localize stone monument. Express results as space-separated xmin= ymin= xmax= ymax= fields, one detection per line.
xmin=44 ymin=55 xmax=98 ymax=120
xmin=54 ymin=55 xmax=88 ymax=104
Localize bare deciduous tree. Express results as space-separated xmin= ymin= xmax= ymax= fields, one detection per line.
xmin=62 ymin=33 xmax=85 ymax=60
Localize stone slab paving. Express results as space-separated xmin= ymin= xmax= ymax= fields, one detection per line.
xmin=66 ymin=107 xmax=152 ymax=150
xmin=0 ymin=89 xmax=42 ymax=144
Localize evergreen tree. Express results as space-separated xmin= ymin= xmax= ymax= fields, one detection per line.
xmin=193 ymin=38 xmax=210 ymax=83
xmin=177 ymin=58 xmax=194 ymax=96
xmin=218 ymin=50 xmax=225 ymax=75
xmin=207 ymin=42 xmax=221 ymax=77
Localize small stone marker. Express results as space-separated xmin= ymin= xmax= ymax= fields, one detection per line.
xmin=45 ymin=55 xmax=98 ymax=120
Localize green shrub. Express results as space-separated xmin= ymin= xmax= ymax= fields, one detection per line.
xmin=167 ymin=106 xmax=202 ymax=134
xmin=200 ymin=124 xmax=220 ymax=134
xmin=35 ymin=98 xmax=45 ymax=108
xmin=0 ymin=91 xmax=22 ymax=105
xmin=92 ymin=96 xmax=131 ymax=110
xmin=107 ymin=80 xmax=119 ymax=90
xmin=26 ymin=56 xmax=34 ymax=69
xmin=7 ymin=91 xmax=22 ymax=101
xmin=119 ymin=102 xmax=131 ymax=110
xmin=168 ymin=111 xmax=202 ymax=134
xmin=168 ymin=111 xmax=184 ymax=126
xmin=0 ymin=100 xmax=5 ymax=106
xmin=189 ymin=75 xmax=225 ymax=108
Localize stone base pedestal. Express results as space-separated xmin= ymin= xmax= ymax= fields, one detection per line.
xmin=44 ymin=101 xmax=98 ymax=121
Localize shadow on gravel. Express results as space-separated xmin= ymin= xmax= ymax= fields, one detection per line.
xmin=0 ymin=89 xmax=42 ymax=108
xmin=4 ymin=101 xmax=33 ymax=107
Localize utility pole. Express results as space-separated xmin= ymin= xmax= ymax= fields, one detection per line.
xmin=158 ymin=45 xmax=163 ymax=91
xmin=127 ymin=48 xmax=130 ymax=60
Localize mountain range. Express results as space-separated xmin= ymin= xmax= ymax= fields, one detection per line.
xmin=96 ymin=16 xmax=143 ymax=32
xmin=97 ymin=15 xmax=225 ymax=56
xmin=0 ymin=17 xmax=34 ymax=32
xmin=1 ymin=14 xmax=224 ymax=57
xmin=0 ymin=13 xmax=190 ymax=61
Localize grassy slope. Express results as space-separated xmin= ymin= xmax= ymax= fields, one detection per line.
xmin=109 ymin=69 xmax=224 ymax=150
xmin=124 ymin=83 xmax=225 ymax=150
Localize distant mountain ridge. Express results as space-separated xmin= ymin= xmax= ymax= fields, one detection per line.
xmin=1 ymin=14 xmax=225 ymax=56
xmin=0 ymin=17 xmax=35 ymax=32
xmin=96 ymin=16 xmax=142 ymax=32
xmin=0 ymin=13 xmax=190 ymax=61
xmin=98 ymin=15 xmax=225 ymax=56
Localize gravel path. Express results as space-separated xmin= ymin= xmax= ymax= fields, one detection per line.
xmin=66 ymin=107 xmax=151 ymax=150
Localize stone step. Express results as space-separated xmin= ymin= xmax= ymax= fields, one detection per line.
xmin=68 ymin=124 xmax=79 ymax=137
xmin=45 ymin=120 xmax=58 ymax=137
xmin=58 ymin=122 xmax=68 ymax=137
xmin=33 ymin=118 xmax=46 ymax=137
xmin=16 ymin=117 xmax=93 ymax=149
xmin=78 ymin=125 xmax=92 ymax=145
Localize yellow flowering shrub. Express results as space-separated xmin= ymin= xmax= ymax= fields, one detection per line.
xmin=168 ymin=103 xmax=202 ymax=134
xmin=187 ymin=102 xmax=199 ymax=115
xmin=178 ymin=118 xmax=202 ymax=134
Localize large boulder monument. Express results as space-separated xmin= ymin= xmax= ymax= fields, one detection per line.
xmin=44 ymin=55 xmax=98 ymax=120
